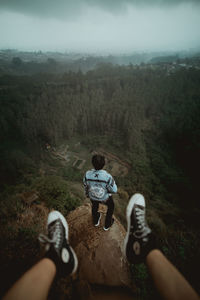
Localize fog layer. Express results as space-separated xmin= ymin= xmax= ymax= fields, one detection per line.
xmin=0 ymin=1 xmax=200 ymax=53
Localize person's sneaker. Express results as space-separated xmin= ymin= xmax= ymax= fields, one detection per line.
xmin=94 ymin=212 xmax=101 ymax=227
xmin=38 ymin=210 xmax=78 ymax=276
xmin=103 ymin=218 xmax=114 ymax=231
xmin=124 ymin=194 xmax=154 ymax=264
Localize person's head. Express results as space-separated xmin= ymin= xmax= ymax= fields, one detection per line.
xmin=92 ymin=154 xmax=105 ymax=170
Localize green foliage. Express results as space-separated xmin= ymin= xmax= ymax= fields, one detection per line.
xmin=131 ymin=264 xmax=156 ymax=299
xmin=0 ymin=194 xmax=24 ymax=223
xmin=35 ymin=175 xmax=80 ymax=214
xmin=0 ymin=143 xmax=36 ymax=186
xmin=60 ymin=167 xmax=83 ymax=182
xmin=12 ymin=57 xmax=23 ymax=67
xmin=1 ymin=66 xmax=199 ymax=205
xmin=162 ymin=245 xmax=170 ymax=256
xmin=17 ymin=226 xmax=39 ymax=242
xmin=1 ymin=63 xmax=200 ymax=297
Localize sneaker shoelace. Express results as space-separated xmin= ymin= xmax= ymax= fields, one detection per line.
xmin=38 ymin=220 xmax=63 ymax=251
xmin=132 ymin=207 xmax=149 ymax=239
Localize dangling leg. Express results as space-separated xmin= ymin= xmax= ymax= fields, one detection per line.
xmin=124 ymin=193 xmax=200 ymax=300
xmin=3 ymin=258 xmax=56 ymax=300
xmin=3 ymin=210 xmax=78 ymax=300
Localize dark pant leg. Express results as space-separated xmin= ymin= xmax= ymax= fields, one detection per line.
xmin=104 ymin=196 xmax=114 ymax=227
xmin=90 ymin=200 xmax=100 ymax=224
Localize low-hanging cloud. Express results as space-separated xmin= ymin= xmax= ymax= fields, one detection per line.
xmin=0 ymin=0 xmax=200 ymax=20
xmin=1 ymin=3 xmax=200 ymax=53
xmin=0 ymin=0 xmax=200 ymax=53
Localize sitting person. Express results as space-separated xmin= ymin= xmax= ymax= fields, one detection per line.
xmin=3 ymin=194 xmax=200 ymax=300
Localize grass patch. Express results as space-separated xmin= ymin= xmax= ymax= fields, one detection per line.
xmin=35 ymin=175 xmax=81 ymax=214
xmin=59 ymin=167 xmax=83 ymax=182
xmin=0 ymin=194 xmax=25 ymax=223
xmin=131 ymin=264 xmax=157 ymax=299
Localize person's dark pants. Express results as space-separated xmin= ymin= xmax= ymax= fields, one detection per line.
xmin=90 ymin=196 xmax=114 ymax=227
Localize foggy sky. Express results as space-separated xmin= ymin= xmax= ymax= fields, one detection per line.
xmin=0 ymin=0 xmax=200 ymax=53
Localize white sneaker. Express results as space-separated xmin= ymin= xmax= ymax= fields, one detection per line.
xmin=39 ymin=210 xmax=78 ymax=275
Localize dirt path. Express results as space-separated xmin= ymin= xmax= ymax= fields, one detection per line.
xmin=46 ymin=141 xmax=131 ymax=177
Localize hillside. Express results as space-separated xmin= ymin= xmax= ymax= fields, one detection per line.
xmin=0 ymin=61 xmax=200 ymax=299
xmin=0 ymin=139 xmax=199 ymax=299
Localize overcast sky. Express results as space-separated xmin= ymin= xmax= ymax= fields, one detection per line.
xmin=0 ymin=0 xmax=200 ymax=53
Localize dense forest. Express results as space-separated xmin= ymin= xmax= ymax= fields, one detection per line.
xmin=1 ymin=63 xmax=200 ymax=204
xmin=0 ymin=60 xmax=200 ymax=298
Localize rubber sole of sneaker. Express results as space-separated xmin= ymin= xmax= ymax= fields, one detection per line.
xmin=123 ymin=194 xmax=145 ymax=258
xmin=68 ymin=245 xmax=79 ymax=275
xmin=47 ymin=210 xmax=78 ymax=275
xmin=94 ymin=213 xmax=101 ymax=227
xmin=103 ymin=219 xmax=114 ymax=231
xmin=103 ymin=226 xmax=110 ymax=231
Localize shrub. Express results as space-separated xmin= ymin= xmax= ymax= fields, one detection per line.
xmin=117 ymin=188 xmax=129 ymax=201
xmin=35 ymin=175 xmax=80 ymax=214
xmin=0 ymin=194 xmax=24 ymax=223
xmin=60 ymin=167 xmax=83 ymax=182
xmin=131 ymin=264 xmax=156 ymax=299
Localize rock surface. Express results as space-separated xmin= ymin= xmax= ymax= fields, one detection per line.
xmin=67 ymin=203 xmax=135 ymax=292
